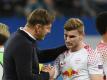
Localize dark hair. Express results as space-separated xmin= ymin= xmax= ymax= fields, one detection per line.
xmin=96 ymin=12 xmax=107 ymax=35
xmin=64 ymin=18 xmax=84 ymax=34
xmin=27 ymin=8 xmax=55 ymax=27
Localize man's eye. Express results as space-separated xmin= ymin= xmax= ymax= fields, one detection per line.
xmin=69 ymin=36 xmax=76 ymax=38
xmin=64 ymin=34 xmax=67 ymax=37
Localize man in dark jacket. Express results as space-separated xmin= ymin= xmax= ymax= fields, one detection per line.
xmin=3 ymin=8 xmax=67 ymax=80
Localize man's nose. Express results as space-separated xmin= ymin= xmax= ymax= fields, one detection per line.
xmin=47 ymin=29 xmax=51 ymax=33
xmin=66 ymin=37 xmax=71 ymax=42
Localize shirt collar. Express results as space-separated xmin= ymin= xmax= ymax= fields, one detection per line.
xmin=20 ymin=27 xmax=36 ymax=40
xmin=0 ymin=47 xmax=4 ymax=53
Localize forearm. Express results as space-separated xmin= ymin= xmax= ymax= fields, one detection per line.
xmin=90 ymin=74 xmax=103 ymax=80
xmin=38 ymin=45 xmax=67 ymax=63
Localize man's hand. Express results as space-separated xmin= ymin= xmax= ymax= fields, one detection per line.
xmin=41 ymin=64 xmax=55 ymax=78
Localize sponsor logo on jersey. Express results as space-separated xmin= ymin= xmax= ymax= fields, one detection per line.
xmin=62 ymin=68 xmax=78 ymax=77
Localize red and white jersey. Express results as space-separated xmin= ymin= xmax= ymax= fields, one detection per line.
xmin=95 ymin=40 xmax=107 ymax=76
xmin=54 ymin=44 xmax=103 ymax=80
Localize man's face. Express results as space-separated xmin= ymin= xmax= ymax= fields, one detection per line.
xmin=64 ymin=30 xmax=83 ymax=50
xmin=36 ymin=24 xmax=52 ymax=40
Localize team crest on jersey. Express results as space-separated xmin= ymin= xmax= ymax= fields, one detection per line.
xmin=62 ymin=68 xmax=78 ymax=78
xmin=60 ymin=61 xmax=66 ymax=67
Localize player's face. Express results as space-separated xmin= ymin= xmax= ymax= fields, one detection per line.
xmin=64 ymin=30 xmax=83 ymax=50
xmin=36 ymin=24 xmax=52 ymax=40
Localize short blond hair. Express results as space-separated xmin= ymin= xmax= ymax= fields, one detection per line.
xmin=64 ymin=18 xmax=84 ymax=34
xmin=0 ymin=23 xmax=10 ymax=38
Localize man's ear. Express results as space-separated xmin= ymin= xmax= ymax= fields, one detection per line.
xmin=79 ymin=33 xmax=84 ymax=41
xmin=34 ymin=24 xmax=42 ymax=33
xmin=35 ymin=24 xmax=41 ymax=30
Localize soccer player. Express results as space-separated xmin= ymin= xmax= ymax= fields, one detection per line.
xmin=95 ymin=12 xmax=107 ymax=80
xmin=51 ymin=18 xmax=103 ymax=80
xmin=0 ymin=23 xmax=10 ymax=80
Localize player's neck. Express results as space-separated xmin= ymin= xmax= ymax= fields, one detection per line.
xmin=102 ymin=33 xmax=107 ymax=44
xmin=70 ymin=43 xmax=83 ymax=52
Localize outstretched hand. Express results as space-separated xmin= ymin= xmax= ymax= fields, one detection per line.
xmin=41 ymin=64 xmax=55 ymax=78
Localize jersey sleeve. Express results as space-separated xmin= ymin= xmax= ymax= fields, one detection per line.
xmin=53 ymin=53 xmax=65 ymax=79
xmin=95 ymin=42 xmax=107 ymax=75
xmin=53 ymin=55 xmax=61 ymax=79
xmin=84 ymin=45 xmax=103 ymax=74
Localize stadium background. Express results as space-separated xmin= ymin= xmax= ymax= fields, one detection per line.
xmin=0 ymin=0 xmax=107 ymax=79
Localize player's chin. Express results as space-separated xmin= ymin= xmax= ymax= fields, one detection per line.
xmin=66 ymin=45 xmax=73 ymax=49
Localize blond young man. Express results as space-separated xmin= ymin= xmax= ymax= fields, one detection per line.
xmin=52 ymin=18 xmax=103 ymax=80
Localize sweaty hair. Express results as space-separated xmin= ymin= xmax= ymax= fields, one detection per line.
xmin=96 ymin=12 xmax=107 ymax=35
xmin=26 ymin=8 xmax=55 ymax=27
xmin=64 ymin=18 xmax=84 ymax=34
xmin=0 ymin=23 xmax=10 ymax=45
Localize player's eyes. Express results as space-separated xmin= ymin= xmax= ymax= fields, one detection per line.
xmin=69 ymin=35 xmax=76 ymax=38
xmin=64 ymin=34 xmax=76 ymax=38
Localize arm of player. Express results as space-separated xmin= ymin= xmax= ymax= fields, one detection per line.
xmin=90 ymin=74 xmax=103 ymax=80
xmin=88 ymin=50 xmax=104 ymax=80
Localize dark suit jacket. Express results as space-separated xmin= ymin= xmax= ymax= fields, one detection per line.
xmin=3 ymin=29 xmax=67 ymax=80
